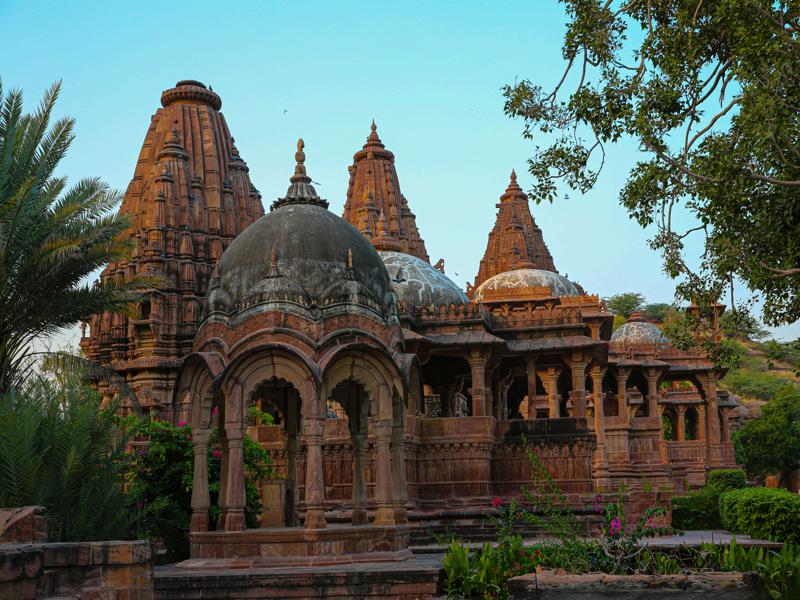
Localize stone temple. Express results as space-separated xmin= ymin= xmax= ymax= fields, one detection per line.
xmin=81 ymin=81 xmax=739 ymax=573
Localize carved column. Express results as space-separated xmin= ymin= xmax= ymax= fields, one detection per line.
xmin=526 ymin=356 xmax=537 ymax=419
xmin=190 ymin=428 xmax=211 ymax=532
xmin=615 ymin=368 xmax=630 ymax=422
xmin=700 ymin=374 xmax=721 ymax=468
xmin=303 ymin=417 xmax=327 ymax=529
xmin=216 ymin=430 xmax=229 ymax=529
xmin=373 ymin=420 xmax=396 ymax=526
xmin=644 ymin=368 xmax=661 ymax=418
xmin=391 ymin=418 xmax=409 ymax=524
xmin=675 ymin=405 xmax=687 ymax=442
xmin=568 ymin=356 xmax=588 ymax=418
xmin=468 ymin=352 xmax=488 ymax=417
xmin=696 ymin=405 xmax=707 ymax=441
xmin=545 ymin=367 xmax=561 ymax=418
xmin=223 ymin=426 xmax=246 ymax=531
xmin=720 ymin=408 xmax=731 ymax=442
xmin=590 ymin=365 xmax=610 ymax=482
xmin=351 ymin=432 xmax=368 ymax=525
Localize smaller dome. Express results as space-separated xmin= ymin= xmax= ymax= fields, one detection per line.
xmin=473 ymin=268 xmax=580 ymax=301
xmin=380 ymin=251 xmax=468 ymax=308
xmin=611 ymin=312 xmax=669 ymax=344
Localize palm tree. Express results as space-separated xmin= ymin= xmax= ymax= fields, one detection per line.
xmin=0 ymin=80 xmax=140 ymax=394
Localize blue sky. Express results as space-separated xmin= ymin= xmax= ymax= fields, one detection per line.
xmin=1 ymin=0 xmax=796 ymax=341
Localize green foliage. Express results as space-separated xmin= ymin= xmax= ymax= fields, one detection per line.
xmin=611 ymin=314 xmax=626 ymax=332
xmin=504 ymin=1 xmax=800 ymax=327
xmin=720 ymin=311 xmax=770 ymax=342
xmin=707 ymin=469 xmax=747 ymax=491
xmin=642 ymin=303 xmax=673 ymax=323
xmin=734 ymin=386 xmax=800 ymax=478
xmin=762 ymin=339 xmax=800 ymax=378
xmin=603 ymin=292 xmax=645 ymax=319
xmin=0 ymin=80 xmax=145 ymax=394
xmin=125 ymin=419 xmax=272 ymax=563
xmin=671 ymin=486 xmax=722 ymax=530
xmin=0 ymin=369 xmax=133 ymax=541
xmin=720 ymin=487 xmax=800 ymax=545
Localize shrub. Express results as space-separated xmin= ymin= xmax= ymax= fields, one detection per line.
xmin=720 ymin=487 xmax=800 ymax=544
xmin=671 ymin=486 xmax=722 ymax=530
xmin=707 ymin=469 xmax=747 ymax=491
xmin=0 ymin=371 xmax=134 ymax=542
xmin=125 ymin=419 xmax=271 ymax=562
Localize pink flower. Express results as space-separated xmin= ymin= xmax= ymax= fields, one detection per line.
xmin=179 ymin=421 xmax=188 ymax=428
xmin=212 ymin=449 xmax=221 ymax=459
xmin=491 ymin=497 xmax=503 ymax=509
xmin=609 ymin=516 xmax=622 ymax=536
xmin=593 ymin=495 xmax=602 ymax=513
xmin=211 ymin=407 xmax=219 ymax=417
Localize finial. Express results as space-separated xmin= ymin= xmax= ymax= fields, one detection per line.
xmin=511 ymin=169 xmax=517 ymax=182
xmin=347 ymin=248 xmax=354 ymax=270
xmin=371 ymin=119 xmax=377 ymax=133
xmin=365 ymin=119 xmax=384 ymax=147
xmin=267 ymin=243 xmax=280 ymax=278
xmin=271 ymin=138 xmax=329 ymax=211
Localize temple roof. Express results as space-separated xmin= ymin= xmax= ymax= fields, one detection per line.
xmin=342 ymin=121 xmax=429 ymax=261
xmin=469 ymin=170 xmax=556 ymax=296
xmin=82 ymin=80 xmax=265 ymax=378
xmin=611 ymin=311 xmax=669 ymax=344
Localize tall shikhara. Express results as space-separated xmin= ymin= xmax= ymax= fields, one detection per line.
xmin=81 ymin=80 xmax=264 ymax=415
xmin=469 ymin=170 xmax=556 ymax=296
xmin=342 ymin=121 xmax=429 ymax=261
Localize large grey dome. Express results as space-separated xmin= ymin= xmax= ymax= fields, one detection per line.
xmin=205 ymin=141 xmax=395 ymax=322
xmin=380 ymin=251 xmax=468 ymax=308
xmin=473 ymin=268 xmax=580 ymax=301
xmin=611 ymin=313 xmax=669 ymax=344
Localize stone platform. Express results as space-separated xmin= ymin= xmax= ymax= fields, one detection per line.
xmin=155 ymin=556 xmax=442 ymax=600
xmin=188 ymin=524 xmax=412 ymax=566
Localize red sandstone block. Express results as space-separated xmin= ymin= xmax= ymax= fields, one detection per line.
xmin=42 ymin=543 xmax=93 ymax=567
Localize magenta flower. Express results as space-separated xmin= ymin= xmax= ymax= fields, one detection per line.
xmin=593 ymin=495 xmax=602 ymax=513
xmin=491 ymin=497 xmax=503 ymax=509
xmin=179 ymin=421 xmax=188 ymax=428
xmin=211 ymin=406 xmax=219 ymax=417
xmin=609 ymin=516 xmax=622 ymax=536
xmin=212 ymin=449 xmax=221 ymax=459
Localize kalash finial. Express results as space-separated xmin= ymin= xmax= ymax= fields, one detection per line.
xmin=511 ymin=169 xmax=517 ymax=182
xmin=365 ymin=119 xmax=384 ymax=148
xmin=271 ymin=138 xmax=329 ymax=211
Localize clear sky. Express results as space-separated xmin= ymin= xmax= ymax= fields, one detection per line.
xmin=1 ymin=0 xmax=796 ymax=342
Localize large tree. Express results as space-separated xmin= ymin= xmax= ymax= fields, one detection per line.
xmin=0 ymin=81 xmax=139 ymax=393
xmin=504 ymin=0 xmax=800 ymax=328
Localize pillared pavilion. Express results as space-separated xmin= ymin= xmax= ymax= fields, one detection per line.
xmin=82 ymin=81 xmax=738 ymax=565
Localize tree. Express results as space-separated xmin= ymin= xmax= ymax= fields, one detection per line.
xmin=504 ymin=0 xmax=800 ymax=328
xmin=603 ymin=292 xmax=645 ymax=318
xmin=642 ymin=302 xmax=673 ymax=323
xmin=0 ymin=80 xmax=141 ymax=394
xmin=734 ymin=385 xmax=800 ymax=482
xmin=0 ymin=368 xmax=133 ymax=541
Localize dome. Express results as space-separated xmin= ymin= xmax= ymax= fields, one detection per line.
xmin=380 ymin=251 xmax=468 ymax=308
xmin=205 ymin=140 xmax=395 ymax=322
xmin=473 ymin=268 xmax=580 ymax=301
xmin=611 ymin=312 xmax=669 ymax=344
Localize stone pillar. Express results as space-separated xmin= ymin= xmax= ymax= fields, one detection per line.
xmin=351 ymin=432 xmax=368 ymax=525
xmin=190 ymin=428 xmax=211 ymax=532
xmin=216 ymin=431 xmax=229 ymax=529
xmin=676 ymin=405 xmax=687 ymax=442
xmin=391 ymin=418 xmax=409 ymax=524
xmin=590 ymin=365 xmax=610 ymax=481
xmin=644 ymin=369 xmax=661 ymax=418
xmin=696 ymin=405 xmax=707 ymax=441
xmin=468 ymin=353 xmax=488 ymax=417
xmin=700 ymin=375 xmax=721 ymax=467
xmin=526 ymin=356 xmax=537 ymax=419
xmin=720 ymin=408 xmax=731 ymax=442
xmin=615 ymin=368 xmax=630 ymax=421
xmin=303 ymin=417 xmax=327 ymax=529
xmin=373 ymin=420 xmax=396 ymax=526
xmin=223 ymin=426 xmax=246 ymax=531
xmin=546 ymin=367 xmax=561 ymax=418
xmin=568 ymin=358 xmax=588 ymax=418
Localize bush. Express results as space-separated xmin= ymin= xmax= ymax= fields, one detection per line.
xmin=0 ymin=371 xmax=133 ymax=542
xmin=125 ymin=419 xmax=272 ymax=562
xmin=707 ymin=469 xmax=747 ymax=491
xmin=720 ymin=487 xmax=800 ymax=544
xmin=672 ymin=486 xmax=723 ymax=530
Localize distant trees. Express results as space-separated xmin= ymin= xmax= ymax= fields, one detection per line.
xmin=735 ymin=386 xmax=800 ymax=484
xmin=603 ymin=292 xmax=645 ymax=319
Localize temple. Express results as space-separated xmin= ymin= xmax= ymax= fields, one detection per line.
xmin=83 ymin=81 xmax=740 ymax=567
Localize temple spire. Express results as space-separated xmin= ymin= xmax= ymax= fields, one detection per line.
xmin=342 ymin=121 xmax=429 ymax=261
xmin=468 ymin=170 xmax=557 ymax=297
xmin=272 ymin=139 xmax=329 ymax=211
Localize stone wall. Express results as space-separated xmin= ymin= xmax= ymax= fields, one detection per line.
xmin=0 ymin=540 xmax=154 ymax=600
xmin=508 ymin=570 xmax=757 ymax=599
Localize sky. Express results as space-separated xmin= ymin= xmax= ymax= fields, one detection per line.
xmin=1 ymin=0 xmax=796 ymax=343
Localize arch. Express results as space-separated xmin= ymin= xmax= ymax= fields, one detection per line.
xmin=662 ymin=406 xmax=677 ymax=441
xmin=685 ymin=406 xmax=699 ymax=440
xmin=221 ymin=345 xmax=320 ymax=424
xmin=174 ymin=351 xmax=225 ymax=429
xmin=395 ymin=352 xmax=424 ymax=417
